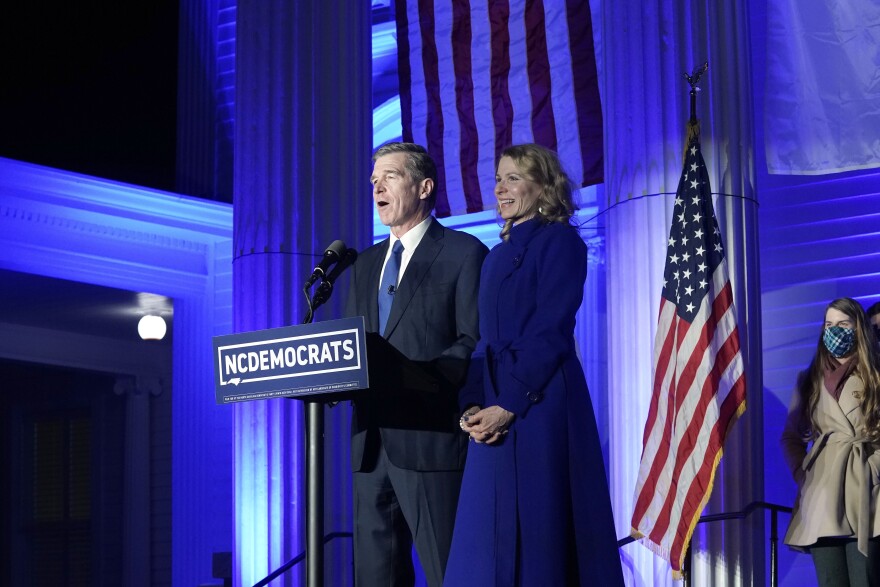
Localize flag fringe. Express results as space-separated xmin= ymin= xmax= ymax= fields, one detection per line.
xmin=672 ymin=396 xmax=748 ymax=580
xmin=630 ymin=528 xmax=671 ymax=563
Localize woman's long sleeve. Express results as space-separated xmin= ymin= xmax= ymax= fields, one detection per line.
xmin=780 ymin=382 xmax=810 ymax=486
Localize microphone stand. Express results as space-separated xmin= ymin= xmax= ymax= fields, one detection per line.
xmin=298 ymin=247 xmax=355 ymax=587
xmin=301 ymin=263 xmax=324 ymax=587
xmin=300 ymin=293 xmax=324 ymax=587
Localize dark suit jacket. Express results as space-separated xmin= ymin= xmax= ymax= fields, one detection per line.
xmin=345 ymin=217 xmax=488 ymax=472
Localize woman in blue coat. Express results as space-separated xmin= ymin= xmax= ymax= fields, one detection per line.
xmin=444 ymin=144 xmax=624 ymax=586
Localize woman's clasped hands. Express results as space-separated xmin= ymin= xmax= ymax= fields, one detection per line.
xmin=459 ymin=405 xmax=515 ymax=445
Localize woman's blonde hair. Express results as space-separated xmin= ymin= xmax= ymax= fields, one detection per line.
xmin=496 ymin=144 xmax=578 ymax=240
xmin=800 ymin=297 xmax=880 ymax=441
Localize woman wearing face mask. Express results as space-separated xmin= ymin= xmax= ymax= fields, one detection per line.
xmin=781 ymin=297 xmax=880 ymax=586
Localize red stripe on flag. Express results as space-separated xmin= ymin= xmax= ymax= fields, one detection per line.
xmin=641 ymin=303 xmax=677 ymax=448
xmin=631 ymin=303 xmax=678 ymax=527
xmin=668 ymin=373 xmax=746 ymax=568
xmin=674 ymin=315 xmax=694 ymax=400
xmin=394 ymin=0 xmax=603 ymax=216
xmin=524 ymin=0 xmax=557 ymax=150
xmin=633 ymin=281 xmax=737 ymax=536
xmin=395 ymin=0 xmax=414 ymax=143
xmin=417 ymin=0 xmax=449 ymax=216
xmin=564 ymin=0 xmax=603 ymax=185
xmin=647 ymin=320 xmax=740 ymax=545
xmin=489 ymin=0 xmax=512 ymax=165
xmin=673 ymin=283 xmax=734 ymax=408
xmin=631 ymin=363 xmax=678 ymax=528
xmin=450 ymin=0 xmax=484 ymax=213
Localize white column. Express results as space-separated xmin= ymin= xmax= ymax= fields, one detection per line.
xmin=577 ymin=235 xmax=610 ymax=452
xmin=597 ymin=0 xmax=763 ymax=584
xmin=233 ymin=1 xmax=372 ymax=585
xmin=115 ymin=376 xmax=162 ymax=587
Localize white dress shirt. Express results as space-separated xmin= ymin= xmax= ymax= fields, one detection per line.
xmin=378 ymin=215 xmax=432 ymax=289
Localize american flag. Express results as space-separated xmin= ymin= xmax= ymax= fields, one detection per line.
xmin=393 ymin=0 xmax=603 ymax=217
xmin=630 ymin=128 xmax=747 ymax=577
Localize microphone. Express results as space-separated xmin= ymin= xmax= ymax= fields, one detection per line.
xmin=311 ymin=247 xmax=358 ymax=309
xmin=322 ymin=247 xmax=358 ymax=286
xmin=305 ymin=240 xmax=347 ymax=287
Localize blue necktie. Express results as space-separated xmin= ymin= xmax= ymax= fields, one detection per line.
xmin=378 ymin=240 xmax=404 ymax=335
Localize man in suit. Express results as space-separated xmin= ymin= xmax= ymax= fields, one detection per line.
xmin=345 ymin=142 xmax=488 ymax=587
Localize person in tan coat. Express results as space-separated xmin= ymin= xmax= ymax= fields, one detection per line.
xmin=782 ymin=297 xmax=880 ymax=587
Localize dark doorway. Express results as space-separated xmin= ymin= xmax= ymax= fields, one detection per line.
xmin=0 ymin=358 xmax=125 ymax=586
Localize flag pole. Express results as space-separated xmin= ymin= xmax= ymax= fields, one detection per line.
xmin=685 ymin=62 xmax=709 ymax=122
xmin=684 ymin=62 xmax=709 ymax=150
xmin=631 ymin=56 xmax=745 ymax=581
xmin=680 ymin=61 xmax=708 ymax=587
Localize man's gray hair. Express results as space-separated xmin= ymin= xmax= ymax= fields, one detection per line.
xmin=373 ymin=142 xmax=438 ymax=207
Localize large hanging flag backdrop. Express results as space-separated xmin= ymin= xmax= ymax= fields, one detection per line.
xmin=394 ymin=0 xmax=603 ymax=217
xmin=630 ymin=122 xmax=747 ymax=578
xmin=765 ymin=0 xmax=880 ymax=174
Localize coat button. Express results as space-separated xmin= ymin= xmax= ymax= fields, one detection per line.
xmin=512 ymin=255 xmax=521 ymax=266
xmin=527 ymin=391 xmax=542 ymax=403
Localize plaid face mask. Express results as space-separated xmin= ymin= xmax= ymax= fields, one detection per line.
xmin=823 ymin=326 xmax=855 ymax=358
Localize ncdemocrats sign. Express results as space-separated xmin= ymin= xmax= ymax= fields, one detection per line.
xmin=212 ymin=317 xmax=368 ymax=404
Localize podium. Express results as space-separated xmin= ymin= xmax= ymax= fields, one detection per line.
xmin=213 ymin=318 xmax=440 ymax=586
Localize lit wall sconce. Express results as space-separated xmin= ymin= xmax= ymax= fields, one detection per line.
xmin=138 ymin=315 xmax=167 ymax=340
